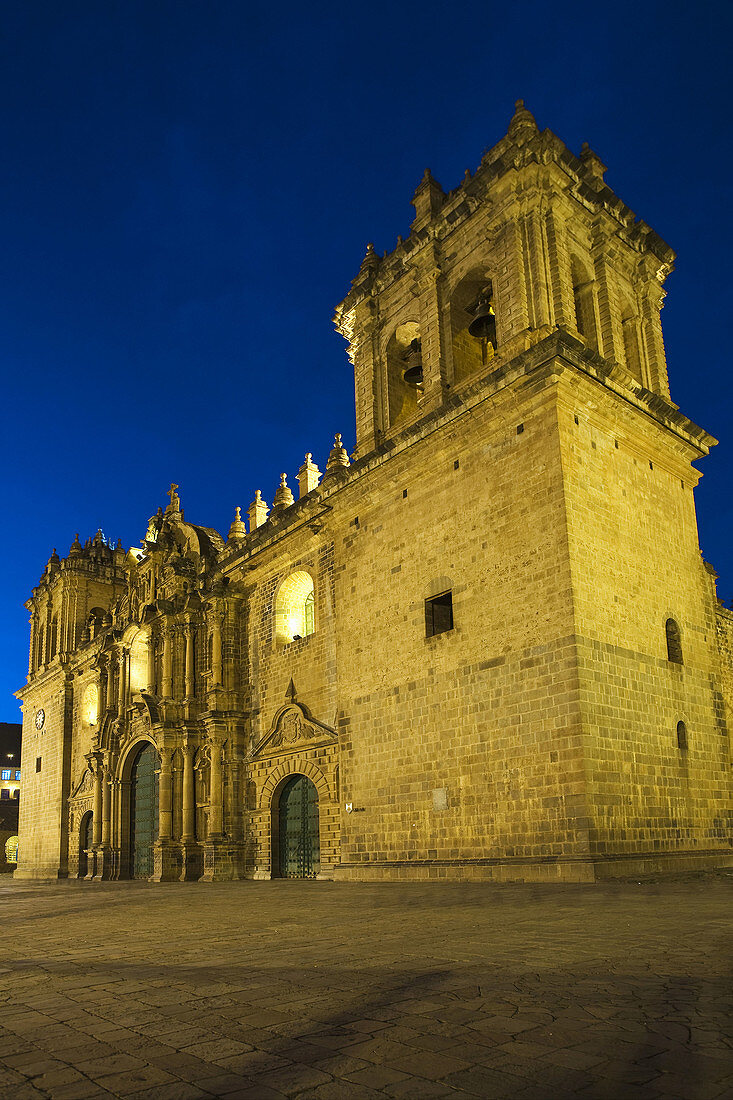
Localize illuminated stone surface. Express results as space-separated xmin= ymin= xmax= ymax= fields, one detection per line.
xmin=15 ymin=102 xmax=732 ymax=885
xmin=0 ymin=876 xmax=730 ymax=1098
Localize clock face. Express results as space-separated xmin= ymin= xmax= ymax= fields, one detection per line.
xmin=35 ymin=708 xmax=45 ymax=730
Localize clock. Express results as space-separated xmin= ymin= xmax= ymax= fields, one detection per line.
xmin=35 ymin=708 xmax=45 ymax=730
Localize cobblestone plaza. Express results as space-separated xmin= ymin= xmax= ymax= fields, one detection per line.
xmin=0 ymin=876 xmax=730 ymax=1098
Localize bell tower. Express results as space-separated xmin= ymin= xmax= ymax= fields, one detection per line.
xmin=335 ymin=100 xmax=674 ymax=460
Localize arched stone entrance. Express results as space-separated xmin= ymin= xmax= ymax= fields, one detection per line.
xmin=78 ymin=811 xmax=93 ymax=878
xmin=276 ymin=775 xmax=320 ymax=878
xmin=130 ymin=742 xmax=159 ymax=879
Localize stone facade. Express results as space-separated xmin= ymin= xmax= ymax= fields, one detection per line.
xmin=15 ymin=102 xmax=732 ymax=883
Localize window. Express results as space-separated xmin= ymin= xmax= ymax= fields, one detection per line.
xmin=274 ymin=571 xmax=316 ymax=646
xmin=425 ymin=591 xmax=453 ymax=637
xmin=35 ymin=758 xmax=42 ymax=773
xmin=677 ymin=721 xmax=688 ymax=752
xmin=665 ymin=619 xmax=683 ymax=664
xmin=12 ymin=790 xmax=19 ymax=799
xmin=0 ymin=790 xmax=8 ymax=800
xmin=1 ymin=770 xmax=10 ymax=781
xmin=14 ymin=771 xmax=20 ymax=781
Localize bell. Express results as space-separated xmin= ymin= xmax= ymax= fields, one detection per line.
xmin=468 ymin=295 xmax=496 ymax=343
xmin=402 ymin=338 xmax=423 ymax=385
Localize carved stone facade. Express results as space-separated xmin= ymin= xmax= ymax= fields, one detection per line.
xmin=16 ymin=103 xmax=732 ymax=883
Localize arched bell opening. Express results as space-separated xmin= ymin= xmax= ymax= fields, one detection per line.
xmin=571 ymin=256 xmax=599 ymax=353
xmin=78 ymin=810 xmax=94 ymax=879
xmin=385 ymin=321 xmax=422 ymax=427
xmin=450 ymin=273 xmax=497 ymax=385
xmin=271 ymin=774 xmax=320 ymax=879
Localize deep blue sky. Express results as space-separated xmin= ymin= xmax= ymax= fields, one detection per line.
xmin=1 ymin=1 xmax=731 ymax=720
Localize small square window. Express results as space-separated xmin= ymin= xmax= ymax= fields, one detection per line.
xmin=402 ymin=489 xmax=408 ymax=499
xmin=0 ymin=790 xmax=8 ymax=800
xmin=14 ymin=771 xmax=20 ymax=781
xmin=425 ymin=591 xmax=453 ymax=638
xmin=454 ymin=459 xmax=460 ymax=470
xmin=516 ymin=423 xmax=524 ymax=434
xmin=35 ymin=758 xmax=42 ymax=773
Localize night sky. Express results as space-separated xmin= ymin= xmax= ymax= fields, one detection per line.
xmin=1 ymin=1 xmax=731 ymax=721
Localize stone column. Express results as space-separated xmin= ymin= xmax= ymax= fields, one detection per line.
xmin=208 ymin=741 xmax=223 ymax=837
xmin=184 ymin=622 xmax=195 ymax=699
xmin=147 ymin=631 xmax=156 ymax=693
xmin=161 ymin=626 xmax=172 ymax=698
xmin=158 ymin=748 xmax=173 ymax=841
xmin=101 ymin=757 xmax=112 ymax=846
xmin=210 ymin=611 xmax=223 ymax=688
xmin=92 ymin=756 xmax=102 ymax=847
xmin=117 ymin=648 xmax=127 ymax=713
xmin=181 ymin=745 xmax=195 ymax=842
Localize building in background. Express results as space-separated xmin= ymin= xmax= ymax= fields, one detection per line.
xmin=15 ymin=103 xmax=732 ymax=884
xmin=0 ymin=723 xmax=21 ymax=870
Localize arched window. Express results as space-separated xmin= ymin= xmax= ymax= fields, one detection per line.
xmin=49 ymin=615 xmax=58 ymax=661
xmin=665 ymin=618 xmax=683 ymax=664
xmin=275 ymin=571 xmax=316 ymax=646
xmin=677 ymin=721 xmax=688 ymax=752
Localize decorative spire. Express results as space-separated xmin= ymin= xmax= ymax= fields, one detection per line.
xmin=298 ymin=452 xmax=321 ymax=498
xmin=69 ymin=533 xmax=82 ymax=556
xmin=272 ymin=473 xmax=295 ymax=512
xmin=165 ymin=482 xmax=181 ymax=514
xmin=248 ymin=489 xmax=269 ymax=531
xmin=227 ymin=506 xmax=247 ymax=541
xmin=507 ymin=98 xmax=538 ymax=144
xmin=411 ymin=167 xmax=446 ymax=229
xmin=325 ymin=433 xmax=351 ymax=474
xmin=579 ymin=142 xmax=607 ymax=182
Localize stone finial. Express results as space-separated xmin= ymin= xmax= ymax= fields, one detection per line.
xmin=227 ymin=506 xmax=247 ymax=541
xmin=325 ymin=433 xmax=351 ymax=474
xmin=46 ymin=548 xmax=60 ymax=572
xmin=69 ymin=533 xmax=82 ymax=556
xmin=272 ymin=473 xmax=295 ymax=512
xmin=411 ymin=167 xmax=446 ymax=228
xmin=580 ymin=142 xmax=607 ymax=182
xmin=359 ymin=242 xmax=381 ymax=274
xmin=248 ymin=490 xmax=269 ymax=531
xmin=165 ymin=482 xmax=181 ymax=514
xmin=298 ymin=452 xmax=321 ymax=498
xmin=285 ymin=677 xmax=297 ymax=702
xmin=507 ymin=98 xmax=538 ymax=143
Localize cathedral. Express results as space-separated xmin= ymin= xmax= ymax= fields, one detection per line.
xmin=16 ymin=102 xmax=732 ymax=883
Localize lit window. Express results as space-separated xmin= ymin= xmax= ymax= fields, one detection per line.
xmin=1 ymin=770 xmax=10 ymax=781
xmin=274 ymin=571 xmax=316 ymax=646
xmin=425 ymin=592 xmax=453 ymax=637
xmin=14 ymin=771 xmax=20 ymax=781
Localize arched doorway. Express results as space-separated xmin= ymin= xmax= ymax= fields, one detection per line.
xmin=130 ymin=743 xmax=159 ymax=879
xmin=278 ymin=775 xmax=320 ymax=878
xmin=79 ymin=811 xmax=93 ymax=877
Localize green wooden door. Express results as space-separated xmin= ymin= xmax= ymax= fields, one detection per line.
xmin=130 ymin=743 xmax=159 ymax=879
xmin=278 ymin=775 xmax=320 ymax=878
xmin=79 ymin=812 xmax=93 ymax=876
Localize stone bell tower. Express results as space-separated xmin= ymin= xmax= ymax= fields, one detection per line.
xmin=335 ymin=100 xmax=674 ymax=460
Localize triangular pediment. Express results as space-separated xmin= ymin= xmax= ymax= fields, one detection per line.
xmin=250 ymin=702 xmax=337 ymax=759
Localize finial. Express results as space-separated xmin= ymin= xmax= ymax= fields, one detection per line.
xmin=248 ymin=490 xmax=269 ymax=531
xmin=507 ymin=98 xmax=538 ymax=144
xmin=228 ymin=505 xmax=247 ymax=542
xmin=285 ymin=678 xmax=297 ymax=702
xmin=298 ymin=452 xmax=321 ymax=497
xmin=325 ymin=432 xmax=351 ymax=474
xmin=272 ymin=472 xmax=295 ymax=512
xmin=69 ymin=533 xmax=82 ymax=555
